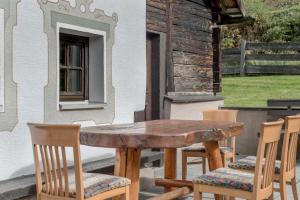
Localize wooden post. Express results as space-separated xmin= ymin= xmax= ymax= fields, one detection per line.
xmin=212 ymin=26 xmax=222 ymax=93
xmin=204 ymin=141 xmax=224 ymax=170
xmin=240 ymin=40 xmax=247 ymax=76
xmin=114 ymin=148 xmax=141 ymax=200
xmin=166 ymin=0 xmax=174 ymax=92
xmin=164 ymin=148 xmax=177 ymax=191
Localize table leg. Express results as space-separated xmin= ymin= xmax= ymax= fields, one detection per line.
xmin=115 ymin=148 xmax=141 ymax=200
xmin=204 ymin=141 xmax=224 ymax=200
xmin=204 ymin=141 xmax=224 ymax=170
xmin=164 ymin=148 xmax=177 ymax=191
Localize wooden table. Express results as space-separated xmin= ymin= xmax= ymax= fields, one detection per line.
xmin=80 ymin=120 xmax=244 ymax=200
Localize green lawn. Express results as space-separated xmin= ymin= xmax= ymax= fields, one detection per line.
xmin=221 ymin=75 xmax=300 ymax=107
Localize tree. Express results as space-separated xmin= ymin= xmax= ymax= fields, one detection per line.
xmin=222 ymin=0 xmax=300 ymax=48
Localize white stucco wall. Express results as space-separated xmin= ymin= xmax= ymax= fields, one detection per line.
xmin=0 ymin=0 xmax=146 ymax=181
xmin=0 ymin=8 xmax=4 ymax=112
xmin=170 ymin=101 xmax=224 ymax=120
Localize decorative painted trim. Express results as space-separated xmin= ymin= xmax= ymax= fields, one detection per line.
xmin=38 ymin=0 xmax=117 ymax=124
xmin=0 ymin=0 xmax=20 ymax=131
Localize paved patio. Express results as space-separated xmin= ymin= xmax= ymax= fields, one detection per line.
xmin=139 ymin=151 xmax=300 ymax=199
xmin=20 ymin=151 xmax=300 ymax=200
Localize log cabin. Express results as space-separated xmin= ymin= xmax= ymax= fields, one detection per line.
xmin=145 ymin=0 xmax=246 ymax=120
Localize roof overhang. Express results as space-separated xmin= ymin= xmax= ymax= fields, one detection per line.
xmin=212 ymin=0 xmax=255 ymax=25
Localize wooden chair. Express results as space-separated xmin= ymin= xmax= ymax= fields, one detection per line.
xmin=28 ymin=123 xmax=130 ymax=200
xmin=193 ymin=119 xmax=284 ymax=200
xmin=181 ymin=110 xmax=238 ymax=179
xmin=228 ymin=115 xmax=300 ymax=200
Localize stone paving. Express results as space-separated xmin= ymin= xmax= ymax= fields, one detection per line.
xmin=139 ymin=152 xmax=300 ymax=199
xmin=20 ymin=152 xmax=300 ymax=200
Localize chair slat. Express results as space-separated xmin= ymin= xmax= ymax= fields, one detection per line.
xmin=262 ymin=143 xmax=272 ymax=188
xmin=44 ymin=145 xmax=53 ymax=194
xmin=287 ymin=135 xmax=293 ymax=171
xmin=292 ymin=133 xmax=299 ymax=167
xmin=288 ymin=134 xmax=295 ymax=171
xmin=288 ymin=133 xmax=298 ymax=171
xmin=49 ymin=146 xmax=58 ymax=195
xmin=33 ymin=145 xmax=42 ymax=195
xmin=39 ymin=145 xmax=49 ymax=194
xmin=268 ymin=143 xmax=277 ymax=186
xmin=61 ymin=146 xmax=69 ymax=197
xmin=55 ymin=146 xmax=63 ymax=196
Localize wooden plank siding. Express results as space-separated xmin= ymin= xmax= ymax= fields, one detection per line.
xmin=146 ymin=0 xmax=168 ymax=33
xmin=147 ymin=0 xmax=217 ymax=92
xmin=171 ymin=0 xmax=214 ymax=92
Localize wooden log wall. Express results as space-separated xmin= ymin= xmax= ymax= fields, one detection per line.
xmin=172 ymin=0 xmax=213 ymax=92
xmin=147 ymin=0 xmax=215 ymax=93
xmin=147 ymin=0 xmax=168 ymax=33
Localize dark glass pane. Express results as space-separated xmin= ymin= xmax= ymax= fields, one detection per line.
xmin=60 ymin=43 xmax=66 ymax=65
xmin=69 ymin=70 xmax=82 ymax=92
xmin=60 ymin=69 xmax=66 ymax=92
xmin=69 ymin=45 xmax=81 ymax=67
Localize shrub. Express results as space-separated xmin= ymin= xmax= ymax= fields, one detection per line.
xmin=222 ymin=1 xmax=300 ymax=46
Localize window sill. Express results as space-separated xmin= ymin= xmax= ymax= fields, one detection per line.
xmin=59 ymin=102 xmax=105 ymax=111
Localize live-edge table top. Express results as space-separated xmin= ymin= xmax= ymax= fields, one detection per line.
xmin=80 ymin=120 xmax=244 ymax=148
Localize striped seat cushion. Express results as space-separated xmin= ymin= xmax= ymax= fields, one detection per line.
xmin=228 ymin=156 xmax=281 ymax=174
xmin=42 ymin=173 xmax=131 ymax=198
xmin=193 ymin=168 xmax=254 ymax=192
xmin=182 ymin=144 xmax=233 ymax=154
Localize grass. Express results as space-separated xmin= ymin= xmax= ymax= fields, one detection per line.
xmin=221 ymin=75 xmax=300 ymax=107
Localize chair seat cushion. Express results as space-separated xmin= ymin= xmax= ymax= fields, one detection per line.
xmin=228 ymin=156 xmax=281 ymax=174
xmin=42 ymin=173 xmax=131 ymax=198
xmin=183 ymin=144 xmax=233 ymax=154
xmin=193 ymin=168 xmax=254 ymax=192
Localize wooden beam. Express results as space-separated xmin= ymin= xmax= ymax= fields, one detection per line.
xmin=163 ymin=148 xmax=177 ymax=191
xmin=148 ymin=187 xmax=192 ymax=200
xmin=155 ymin=178 xmax=193 ymax=188
xmin=166 ymin=0 xmax=174 ymax=92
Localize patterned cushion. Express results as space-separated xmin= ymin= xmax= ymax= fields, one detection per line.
xmin=42 ymin=173 xmax=131 ymax=198
xmin=228 ymin=156 xmax=281 ymax=174
xmin=183 ymin=144 xmax=233 ymax=155
xmin=193 ymin=168 xmax=254 ymax=192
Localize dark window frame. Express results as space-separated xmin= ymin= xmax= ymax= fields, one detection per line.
xmin=59 ymin=33 xmax=89 ymax=101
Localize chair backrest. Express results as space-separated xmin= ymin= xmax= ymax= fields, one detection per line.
xmin=281 ymin=115 xmax=300 ymax=175
xmin=253 ymin=119 xmax=284 ymax=197
xmin=203 ymin=110 xmax=238 ymax=148
xmin=28 ymin=123 xmax=84 ymax=200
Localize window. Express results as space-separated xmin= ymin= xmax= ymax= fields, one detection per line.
xmin=59 ymin=33 xmax=89 ymax=101
xmin=40 ymin=1 xmax=116 ymax=123
xmin=58 ymin=24 xmax=107 ymax=111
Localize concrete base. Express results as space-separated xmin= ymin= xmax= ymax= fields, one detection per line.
xmin=164 ymin=94 xmax=224 ymax=120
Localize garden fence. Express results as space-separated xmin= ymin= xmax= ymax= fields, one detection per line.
xmin=222 ymin=41 xmax=300 ymax=76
